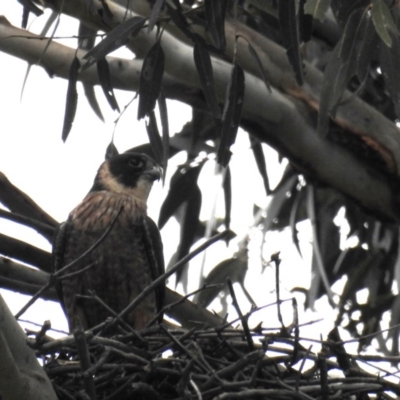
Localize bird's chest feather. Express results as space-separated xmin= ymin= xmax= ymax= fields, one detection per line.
xmin=62 ymin=192 xmax=153 ymax=310
xmin=70 ymin=191 xmax=146 ymax=231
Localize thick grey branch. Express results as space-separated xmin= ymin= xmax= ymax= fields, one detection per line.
xmin=0 ymin=294 xmax=57 ymax=400
xmin=0 ymin=14 xmax=399 ymax=222
xmin=0 ymin=254 xmax=223 ymax=328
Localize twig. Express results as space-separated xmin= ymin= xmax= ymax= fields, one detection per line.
xmin=160 ymin=325 xmax=211 ymax=375
xmin=57 ymin=262 xmax=98 ymax=280
xmin=177 ymin=359 xmax=194 ymax=398
xmin=14 ymin=280 xmax=55 ymax=319
xmin=112 ymin=230 xmax=230 ymax=324
xmin=33 ymin=320 xmax=51 ymax=345
xmin=201 ymin=350 xmax=265 ymax=392
xmin=306 ymin=185 xmax=336 ymax=307
xmin=14 ymin=206 xmax=123 ymax=319
xmin=297 ymin=345 xmax=313 ymax=391
xmin=55 ymin=205 xmax=123 ymax=276
xmin=82 ymin=291 xmax=144 ymax=343
xmin=103 ymin=375 xmax=137 ymax=400
xmin=84 ymin=347 xmax=111 ymax=377
xmin=227 ymin=278 xmax=254 ymax=351
xmin=74 ymin=323 xmax=97 ymax=400
xmin=190 ymin=378 xmax=203 ymax=400
xmin=290 ymin=297 xmax=300 ymax=365
xmin=318 ymin=336 xmax=329 ymax=400
xmin=148 ymin=283 xmax=224 ymax=327
xmin=105 ymin=346 xmax=149 ymax=365
xmin=271 ymin=252 xmax=285 ymax=332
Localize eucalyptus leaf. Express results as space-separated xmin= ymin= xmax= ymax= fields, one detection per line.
xmin=62 ymin=57 xmax=80 ymax=142
xmin=304 ymin=0 xmax=331 ymax=22
xmin=371 ymin=0 xmax=397 ymax=48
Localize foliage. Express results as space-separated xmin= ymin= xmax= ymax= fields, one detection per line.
xmin=1 ymin=2 xmax=400 ymax=395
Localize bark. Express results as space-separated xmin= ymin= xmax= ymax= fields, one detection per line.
xmin=0 ymin=13 xmax=399 ymax=222
xmin=0 ymin=252 xmax=223 ymax=328
xmin=85 ymin=0 xmax=400 ymax=175
xmin=0 ymin=171 xmax=57 ymax=230
xmin=0 ymin=294 xmax=57 ymax=400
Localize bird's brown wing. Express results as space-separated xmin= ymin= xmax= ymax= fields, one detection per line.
xmin=142 ymin=216 xmax=165 ymax=323
xmin=52 ymin=219 xmax=90 ymax=330
xmin=52 ymin=221 xmax=71 ymax=316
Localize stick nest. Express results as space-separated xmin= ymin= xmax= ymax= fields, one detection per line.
xmin=27 ymin=319 xmax=399 ymax=400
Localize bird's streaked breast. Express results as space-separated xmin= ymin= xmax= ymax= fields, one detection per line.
xmin=70 ymin=191 xmax=147 ymax=231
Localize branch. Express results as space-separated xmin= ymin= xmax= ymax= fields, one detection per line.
xmin=0 ymin=249 xmax=223 ymax=328
xmin=0 ymin=12 xmax=399 ymax=223
xmin=0 ymin=209 xmax=55 ymax=242
xmin=0 ymin=171 xmax=57 ymax=229
xmin=0 ymin=293 xmax=57 ymax=400
xmin=120 ymin=0 xmax=400 ymax=174
xmin=0 ymin=256 xmax=58 ymax=298
xmin=0 ymin=232 xmax=52 ymax=272
xmin=114 ymin=231 xmax=230 ymax=324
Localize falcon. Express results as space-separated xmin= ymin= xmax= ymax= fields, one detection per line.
xmin=52 ymin=152 xmax=164 ymax=332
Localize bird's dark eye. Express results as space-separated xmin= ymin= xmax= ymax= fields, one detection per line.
xmin=128 ymin=158 xmax=144 ymax=168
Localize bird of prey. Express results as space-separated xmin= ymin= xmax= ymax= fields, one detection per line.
xmin=52 ymin=152 xmax=164 ymax=332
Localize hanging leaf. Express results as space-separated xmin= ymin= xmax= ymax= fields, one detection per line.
xmin=17 ymin=0 xmax=43 ymax=17
xmin=78 ymin=22 xmax=96 ymax=50
xmin=193 ymin=42 xmax=221 ymax=119
xmin=21 ymin=7 xmax=29 ymax=29
xmin=356 ymin=14 xmax=379 ymax=83
xmin=20 ymin=10 xmax=58 ymax=100
xmin=157 ymin=90 xmax=169 ymax=182
xmin=289 ymin=188 xmax=304 ymax=258
xmin=222 ymin=166 xmax=231 ymax=235
xmin=174 ymin=185 xmax=202 ymax=289
xmin=350 ymin=249 xmax=395 ymax=350
xmin=204 ymin=0 xmax=227 ymax=50
xmin=77 ymin=23 xmax=105 ymax=121
xmin=306 ymin=185 xmax=338 ymax=309
xmin=98 ymin=0 xmax=113 ymax=22
xmin=338 ymin=8 xmax=366 ymax=62
xmin=263 ymin=174 xmax=298 ymax=234
xmin=371 ymin=0 xmax=397 ymax=48
xmin=217 ymin=63 xmax=245 ymax=167
xmin=137 ymin=41 xmax=165 ymax=120
xmin=304 ymin=0 xmax=330 ymax=22
xmin=166 ymin=3 xmax=205 ymax=46
xmin=148 ymin=0 xmax=165 ymax=33
xmin=97 ymin=58 xmax=120 ymax=112
xmin=389 ymin=295 xmax=400 ymax=356
xmin=159 ymin=161 xmax=205 ymax=229
xmin=82 ymin=17 xmax=146 ymax=69
xmin=62 ymin=57 xmax=80 ymax=142
xmin=145 ymin=111 xmax=164 ymax=169
xmin=380 ymin=32 xmax=400 ymax=119
xmin=105 ymin=142 xmax=119 ymax=159
xmin=82 ymin=84 xmax=104 ymax=122
xmin=299 ymin=0 xmax=313 ymax=43
xmin=318 ymin=8 xmax=365 ymax=136
xmin=250 ymin=137 xmax=270 ymax=196
xmin=330 ymin=0 xmax=369 ymax=28
xmin=278 ymin=0 xmax=303 ymax=85
xmin=334 ymin=248 xmax=367 ymax=326
xmin=247 ymin=43 xmax=272 ymax=93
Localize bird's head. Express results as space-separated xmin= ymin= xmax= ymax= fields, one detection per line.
xmin=92 ymin=153 xmax=161 ymax=202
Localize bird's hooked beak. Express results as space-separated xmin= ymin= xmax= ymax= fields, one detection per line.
xmin=143 ymin=163 xmax=162 ymax=181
